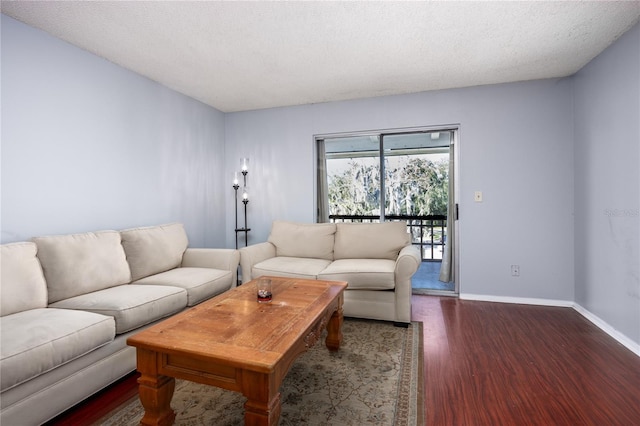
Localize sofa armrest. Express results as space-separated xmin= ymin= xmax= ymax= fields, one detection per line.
xmin=181 ymin=248 xmax=240 ymax=272
xmin=395 ymin=245 xmax=421 ymax=281
xmin=394 ymin=244 xmax=422 ymax=323
xmin=239 ymin=242 xmax=276 ymax=282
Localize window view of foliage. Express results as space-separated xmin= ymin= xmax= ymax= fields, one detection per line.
xmin=327 ymin=155 xmax=448 ymax=217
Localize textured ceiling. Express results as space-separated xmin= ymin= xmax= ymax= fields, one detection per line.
xmin=2 ymin=1 xmax=639 ymax=112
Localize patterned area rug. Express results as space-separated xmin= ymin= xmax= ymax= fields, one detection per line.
xmin=98 ymin=319 xmax=424 ymax=425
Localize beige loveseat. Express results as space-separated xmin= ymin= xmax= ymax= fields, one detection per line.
xmin=239 ymin=221 xmax=421 ymax=325
xmin=0 ymin=223 xmax=239 ymax=425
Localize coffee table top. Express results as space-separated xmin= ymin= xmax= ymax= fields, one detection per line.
xmin=127 ymin=276 xmax=347 ymax=373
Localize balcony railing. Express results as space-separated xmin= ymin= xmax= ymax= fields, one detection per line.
xmin=328 ymin=214 xmax=447 ymax=262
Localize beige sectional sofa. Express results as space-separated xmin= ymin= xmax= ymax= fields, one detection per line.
xmin=239 ymin=221 xmax=421 ymax=325
xmin=0 ymin=223 xmax=239 ymax=425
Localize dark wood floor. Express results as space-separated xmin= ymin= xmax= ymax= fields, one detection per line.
xmin=413 ymin=296 xmax=640 ymax=425
xmin=48 ymin=295 xmax=640 ymax=425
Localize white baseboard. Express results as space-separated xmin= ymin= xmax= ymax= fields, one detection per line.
xmin=459 ymin=293 xmax=640 ymax=357
xmin=459 ymin=293 xmax=573 ymax=307
xmin=572 ymin=303 xmax=640 ymax=357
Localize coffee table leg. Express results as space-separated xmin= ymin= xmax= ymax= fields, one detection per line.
xmin=136 ymin=349 xmax=176 ymax=426
xmin=325 ymin=305 xmax=344 ymax=351
xmin=242 ymin=370 xmax=281 ymax=425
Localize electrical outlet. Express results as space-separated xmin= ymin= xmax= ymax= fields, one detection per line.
xmin=474 ymin=191 xmax=483 ymax=202
xmin=511 ymin=265 xmax=520 ymax=277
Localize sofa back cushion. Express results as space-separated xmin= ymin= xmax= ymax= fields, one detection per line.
xmin=268 ymin=221 xmax=336 ymax=260
xmin=0 ymin=242 xmax=48 ymax=316
xmin=34 ymin=231 xmax=131 ymax=303
xmin=120 ymin=223 xmax=188 ymax=281
xmin=333 ymin=222 xmax=410 ymax=260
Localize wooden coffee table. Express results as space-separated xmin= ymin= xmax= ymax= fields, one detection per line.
xmin=127 ymin=276 xmax=347 ymax=426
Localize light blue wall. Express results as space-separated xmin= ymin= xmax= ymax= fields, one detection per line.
xmin=225 ymin=79 xmax=576 ymax=302
xmin=1 ymin=15 xmax=227 ymax=247
xmin=3 ymin=12 xmax=636 ymax=347
xmin=574 ymin=23 xmax=640 ymax=344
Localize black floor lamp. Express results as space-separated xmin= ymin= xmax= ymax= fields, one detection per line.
xmin=233 ymin=158 xmax=250 ymax=249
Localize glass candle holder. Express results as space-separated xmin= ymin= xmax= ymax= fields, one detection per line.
xmin=257 ymin=277 xmax=272 ymax=303
xmin=241 ymin=157 xmax=250 ymax=172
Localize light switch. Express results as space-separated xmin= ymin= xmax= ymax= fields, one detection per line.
xmin=474 ymin=191 xmax=483 ymax=202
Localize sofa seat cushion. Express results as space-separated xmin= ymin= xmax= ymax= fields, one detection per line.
xmin=49 ymin=285 xmax=187 ymax=334
xmin=253 ymin=257 xmax=332 ymax=280
xmin=132 ymin=267 xmax=232 ymax=306
xmin=318 ymin=259 xmax=396 ymax=290
xmin=0 ymin=308 xmax=115 ymax=391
